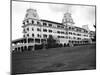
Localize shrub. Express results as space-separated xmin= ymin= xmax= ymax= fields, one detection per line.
xmin=35 ymin=44 xmax=43 ymax=50
xmin=46 ymin=35 xmax=58 ymax=49
xmin=59 ymin=44 xmax=63 ymax=47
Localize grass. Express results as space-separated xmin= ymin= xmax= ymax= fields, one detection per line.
xmin=11 ymin=44 xmax=96 ymax=74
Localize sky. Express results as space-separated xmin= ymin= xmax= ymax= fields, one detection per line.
xmin=12 ymin=1 xmax=96 ymax=40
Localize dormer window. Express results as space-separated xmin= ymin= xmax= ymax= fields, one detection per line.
xmin=43 ymin=22 xmax=47 ymax=26
xmin=49 ymin=24 xmax=52 ymax=27
xmin=23 ymin=22 xmax=25 ymax=25
xmin=27 ymin=28 xmax=29 ymax=31
xmin=27 ymin=20 xmax=29 ymax=23
xmin=32 ymin=20 xmax=34 ymax=24
xmin=37 ymin=21 xmax=40 ymax=25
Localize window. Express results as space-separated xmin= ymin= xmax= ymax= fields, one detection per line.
xmin=85 ymin=31 xmax=88 ymax=33
xmin=32 ymin=28 xmax=34 ymax=31
xmin=77 ymin=34 xmax=81 ymax=36
xmin=27 ymin=28 xmax=29 ymax=31
xmin=43 ymin=29 xmax=47 ymax=32
xmin=37 ymin=34 xmax=41 ymax=37
xmin=66 ymin=32 xmax=68 ymax=34
xmin=72 ymin=27 xmax=74 ymax=30
xmin=57 ymin=25 xmax=60 ymax=28
xmin=73 ymin=33 xmax=76 ymax=35
xmin=23 ymin=35 xmax=25 ymax=37
xmin=61 ymin=36 xmax=64 ymax=38
xmin=37 ymin=28 xmax=41 ymax=31
xmin=61 ymin=26 xmax=64 ymax=28
xmin=73 ymin=37 xmax=76 ymax=39
xmin=61 ymin=31 xmax=64 ymax=34
xmin=69 ymin=32 xmax=72 ymax=35
xmin=77 ymin=38 xmax=81 ymax=40
xmin=32 ymin=34 xmax=34 ymax=37
xmin=49 ymin=35 xmax=52 ymax=38
xmin=69 ymin=36 xmax=71 ymax=39
xmin=23 ymin=29 xmax=26 ymax=32
xmin=84 ymin=35 xmax=88 ymax=37
xmin=43 ymin=34 xmax=47 ymax=38
xmin=49 ymin=30 xmax=52 ymax=33
xmin=43 ymin=22 xmax=47 ymax=26
xmin=32 ymin=20 xmax=34 ymax=24
xmin=58 ymin=36 xmax=60 ymax=38
xmin=27 ymin=20 xmax=29 ymax=23
xmin=27 ymin=34 xmax=29 ymax=37
xmin=57 ymin=31 xmax=60 ymax=34
xmin=37 ymin=21 xmax=40 ymax=25
xmin=69 ymin=27 xmax=71 ymax=30
xmin=49 ymin=24 xmax=52 ymax=27
xmin=35 ymin=39 xmax=40 ymax=43
xmin=23 ymin=22 xmax=25 ymax=25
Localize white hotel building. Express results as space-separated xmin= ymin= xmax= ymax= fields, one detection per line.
xmin=12 ymin=8 xmax=93 ymax=52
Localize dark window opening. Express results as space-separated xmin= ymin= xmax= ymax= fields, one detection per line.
xmin=27 ymin=28 xmax=29 ymax=31
xmin=57 ymin=31 xmax=60 ymax=34
xmin=23 ymin=22 xmax=25 ymax=25
xmin=32 ymin=34 xmax=34 ymax=37
xmin=23 ymin=35 xmax=25 ymax=37
xmin=28 ymin=38 xmax=34 ymax=43
xmin=32 ymin=20 xmax=34 ymax=24
xmin=73 ymin=33 xmax=76 ymax=35
xmin=66 ymin=36 xmax=68 ymax=39
xmin=43 ymin=29 xmax=47 ymax=32
xmin=32 ymin=28 xmax=34 ymax=31
xmin=37 ymin=34 xmax=41 ymax=37
xmin=49 ymin=24 xmax=52 ymax=27
xmin=37 ymin=28 xmax=41 ymax=31
xmin=27 ymin=34 xmax=29 ymax=37
xmin=27 ymin=20 xmax=29 ymax=23
xmin=69 ymin=32 xmax=72 ymax=35
xmin=43 ymin=34 xmax=47 ymax=38
xmin=69 ymin=27 xmax=71 ymax=30
xmin=43 ymin=22 xmax=47 ymax=26
xmin=57 ymin=25 xmax=60 ymax=28
xmin=66 ymin=32 xmax=68 ymax=34
xmin=58 ymin=36 xmax=60 ymax=38
xmin=61 ymin=26 xmax=64 ymax=28
xmin=37 ymin=21 xmax=40 ymax=25
xmin=61 ymin=31 xmax=64 ymax=34
xmin=35 ymin=39 xmax=40 ymax=43
xmin=49 ymin=30 xmax=52 ymax=33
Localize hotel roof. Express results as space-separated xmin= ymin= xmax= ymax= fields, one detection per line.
xmin=41 ymin=19 xmax=63 ymax=25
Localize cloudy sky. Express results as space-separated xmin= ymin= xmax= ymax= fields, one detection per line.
xmin=12 ymin=1 xmax=96 ymax=40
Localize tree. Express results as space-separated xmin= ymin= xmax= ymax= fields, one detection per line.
xmin=47 ymin=35 xmax=57 ymax=48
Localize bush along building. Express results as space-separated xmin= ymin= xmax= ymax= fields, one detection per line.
xmin=12 ymin=8 xmax=95 ymax=52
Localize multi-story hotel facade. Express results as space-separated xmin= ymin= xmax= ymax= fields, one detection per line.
xmin=12 ymin=8 xmax=94 ymax=52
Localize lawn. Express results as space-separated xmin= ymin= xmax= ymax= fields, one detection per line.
xmin=11 ymin=44 xmax=96 ymax=74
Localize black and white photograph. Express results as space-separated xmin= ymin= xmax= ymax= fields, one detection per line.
xmin=11 ymin=0 xmax=96 ymax=74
